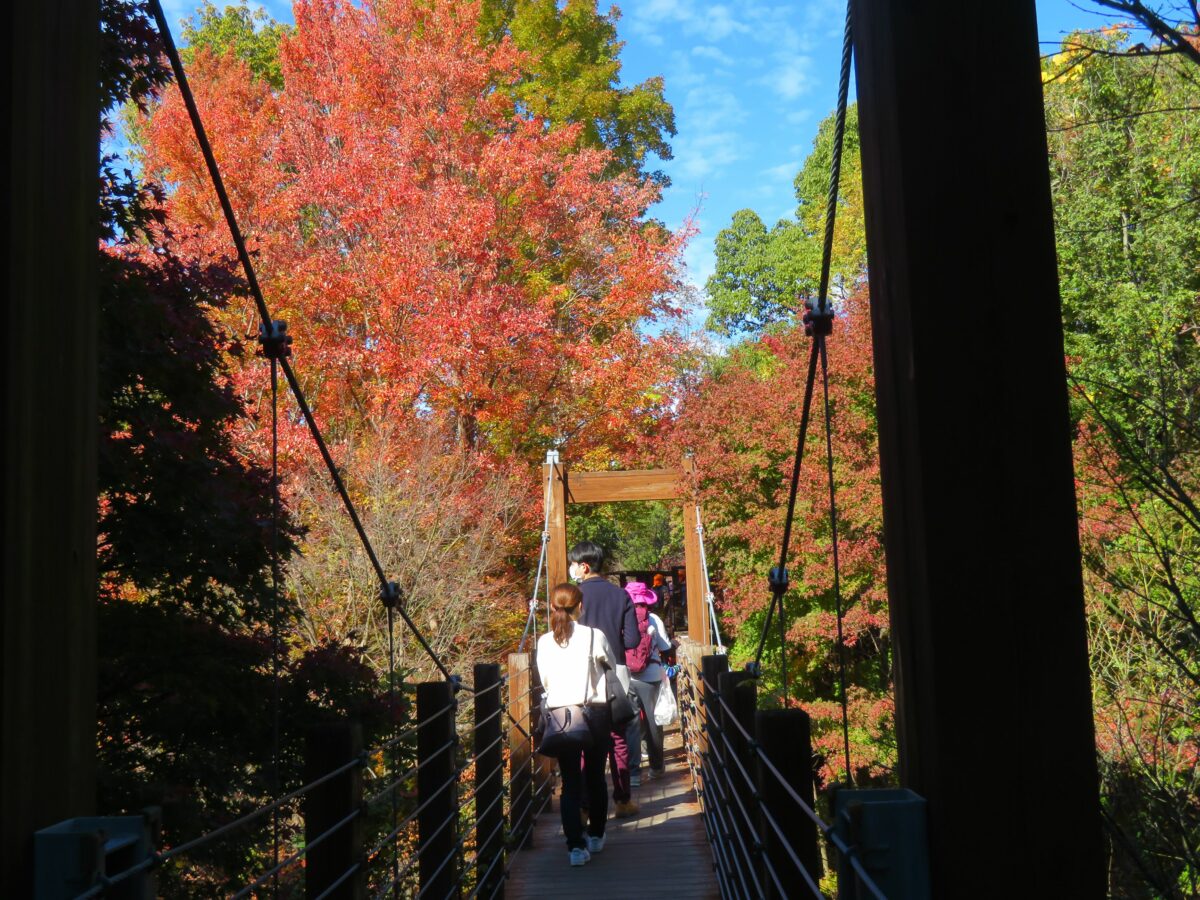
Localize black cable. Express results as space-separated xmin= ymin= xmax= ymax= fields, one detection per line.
xmin=387 ymin=606 xmax=399 ymax=897
xmin=146 ymin=0 xmax=466 ymax=690
xmin=754 ymin=339 xmax=820 ymax=676
xmin=819 ymin=338 xmax=853 ymax=785
xmin=269 ymin=355 xmax=281 ymax=898
xmin=816 ymin=1 xmax=855 ymax=318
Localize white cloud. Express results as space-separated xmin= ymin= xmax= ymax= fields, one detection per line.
xmin=763 ymin=57 xmax=814 ymax=100
xmin=761 ymin=160 xmax=800 ymax=181
xmin=671 ymin=130 xmax=745 ymax=179
xmin=692 ymin=44 xmax=735 ymax=67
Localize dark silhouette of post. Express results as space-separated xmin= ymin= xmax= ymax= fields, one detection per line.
xmin=304 ymin=722 xmax=364 ymax=898
xmin=756 ymin=709 xmax=820 ymax=896
xmin=852 ymin=0 xmax=1104 ymax=893
xmin=3 ymin=2 xmax=98 ymax=894
xmin=417 ymin=681 xmax=458 ymax=899
xmin=473 ymin=664 xmax=504 ymax=899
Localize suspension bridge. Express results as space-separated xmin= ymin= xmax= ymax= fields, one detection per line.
xmin=6 ymin=0 xmax=1110 ymax=897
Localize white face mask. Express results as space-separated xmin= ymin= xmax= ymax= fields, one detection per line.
xmin=568 ymin=563 xmax=586 ymax=583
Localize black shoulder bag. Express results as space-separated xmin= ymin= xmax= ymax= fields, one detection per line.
xmin=535 ymin=628 xmax=597 ymax=758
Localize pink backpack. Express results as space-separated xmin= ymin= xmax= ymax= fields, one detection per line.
xmin=625 ymin=604 xmax=654 ymax=674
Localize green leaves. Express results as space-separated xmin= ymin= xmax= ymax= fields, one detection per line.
xmin=481 ymin=0 xmax=676 ymax=185
xmin=705 ymin=104 xmax=866 ymax=337
xmin=181 ymin=0 xmax=291 ymax=89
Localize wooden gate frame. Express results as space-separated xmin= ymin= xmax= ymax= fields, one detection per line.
xmin=543 ymin=457 xmax=709 ymax=644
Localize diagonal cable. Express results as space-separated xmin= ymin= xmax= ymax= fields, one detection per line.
xmin=147 ymin=0 xmax=462 ymax=688
xmin=754 ymin=0 xmax=854 ymax=729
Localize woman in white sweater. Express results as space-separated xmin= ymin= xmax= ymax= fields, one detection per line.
xmin=536 ymin=583 xmax=614 ymax=866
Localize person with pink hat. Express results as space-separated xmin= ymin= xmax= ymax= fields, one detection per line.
xmin=623 ymin=581 xmax=672 ymax=786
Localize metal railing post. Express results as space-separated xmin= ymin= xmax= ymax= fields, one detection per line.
xmin=304 ymin=721 xmax=365 ymax=899
xmin=417 ymin=681 xmax=458 ymax=899
xmin=473 ymin=664 xmax=504 ymax=899
xmin=506 ymin=653 xmax=534 ymax=850
xmin=756 ymin=709 xmax=822 ymax=895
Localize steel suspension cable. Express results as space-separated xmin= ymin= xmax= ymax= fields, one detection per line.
xmin=269 ymin=353 xmax=281 ymax=897
xmin=753 ymin=0 xmax=855 ymax=764
xmin=820 ymin=0 xmax=856 ymax=786
xmin=147 ymin=0 xmax=463 ymax=689
xmin=517 ymin=451 xmax=556 ymax=652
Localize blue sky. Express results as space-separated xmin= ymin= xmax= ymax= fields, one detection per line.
xmin=159 ymin=0 xmax=1107 ymax=326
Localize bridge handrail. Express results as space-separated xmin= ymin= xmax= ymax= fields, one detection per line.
xmin=677 ymin=648 xmax=887 ymax=900
xmin=72 ymin=656 xmax=552 ymax=898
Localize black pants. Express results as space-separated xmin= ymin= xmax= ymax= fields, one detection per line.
xmin=558 ymin=707 xmax=611 ymax=849
xmin=627 ymin=676 xmax=664 ymax=771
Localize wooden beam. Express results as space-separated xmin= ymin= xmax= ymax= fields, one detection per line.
xmin=853 ymin=0 xmax=1103 ymax=893
xmin=565 ymin=469 xmax=681 ymax=504
xmin=3 ymin=2 xmax=98 ymax=894
xmin=681 ymin=458 xmax=708 ymax=644
xmin=545 ymin=462 xmax=568 ymax=593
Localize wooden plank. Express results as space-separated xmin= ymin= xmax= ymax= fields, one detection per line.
xmin=505 ymin=728 xmax=718 ymax=898
xmin=565 ymin=469 xmax=681 ymax=504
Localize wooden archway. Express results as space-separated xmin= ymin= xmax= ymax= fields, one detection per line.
xmin=543 ymin=457 xmax=710 ymax=644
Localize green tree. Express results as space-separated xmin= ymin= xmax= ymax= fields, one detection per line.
xmin=1045 ymin=28 xmax=1200 ymax=896
xmin=481 ymin=0 xmax=676 ymax=184
xmin=706 ymin=104 xmax=865 ymax=336
xmin=182 ymin=1 xmax=290 ymax=88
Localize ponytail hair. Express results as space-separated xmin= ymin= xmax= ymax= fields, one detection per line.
xmin=550 ymin=582 xmax=583 ymax=647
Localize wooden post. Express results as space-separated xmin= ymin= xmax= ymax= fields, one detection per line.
xmin=529 ymin=659 xmax=557 ymax=820
xmin=682 ymin=458 xmax=708 ymax=644
xmin=756 ymin=709 xmax=820 ymax=896
xmin=3 ymin=3 xmax=98 ymax=894
xmin=852 ymin=0 xmax=1104 ymax=893
xmin=506 ymin=653 xmax=534 ymax=850
xmin=304 ymin=723 xmax=365 ymax=899
xmin=417 ymin=682 xmax=458 ymax=899
xmin=544 ymin=462 xmax=568 ymax=592
xmin=473 ymin=664 xmax=504 ymax=900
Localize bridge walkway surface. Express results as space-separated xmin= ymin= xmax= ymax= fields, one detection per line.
xmin=506 ymin=727 xmax=719 ymax=898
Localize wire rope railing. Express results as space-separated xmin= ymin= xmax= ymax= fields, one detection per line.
xmin=74 ymin=653 xmax=553 ymax=899
xmin=674 ymin=644 xmax=889 ymax=900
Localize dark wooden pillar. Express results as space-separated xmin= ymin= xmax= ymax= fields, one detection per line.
xmin=852 ymin=1 xmax=1103 ymax=894
xmin=3 ymin=2 xmax=98 ymax=894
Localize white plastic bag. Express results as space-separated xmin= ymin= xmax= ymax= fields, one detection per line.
xmin=654 ymin=671 xmax=678 ymax=726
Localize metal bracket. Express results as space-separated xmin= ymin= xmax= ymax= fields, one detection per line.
xmin=802 ymin=298 xmax=834 ymax=337
xmin=257 ymin=319 xmax=293 ymax=360
xmin=379 ymin=580 xmax=404 ymax=611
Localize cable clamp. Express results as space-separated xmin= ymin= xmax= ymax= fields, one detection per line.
xmin=802 ymin=298 xmax=833 ymax=337
xmin=379 ymin=581 xmax=404 ymax=610
xmin=449 ymin=674 xmax=465 ymax=694
xmin=768 ymin=565 xmax=789 ymax=594
xmin=258 ymin=319 xmax=293 ymax=359
xmin=744 ymin=660 xmax=762 ymax=678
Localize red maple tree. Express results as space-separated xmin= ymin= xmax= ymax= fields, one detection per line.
xmin=143 ymin=0 xmax=689 ymax=467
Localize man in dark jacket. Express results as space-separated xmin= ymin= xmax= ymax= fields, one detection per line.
xmin=570 ymin=541 xmax=640 ymax=817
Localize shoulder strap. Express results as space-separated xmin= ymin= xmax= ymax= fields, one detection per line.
xmin=583 ymin=626 xmax=595 ymax=705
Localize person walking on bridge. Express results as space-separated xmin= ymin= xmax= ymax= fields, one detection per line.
xmin=569 ymin=541 xmax=640 ymax=817
xmin=536 ymin=583 xmax=613 ymax=866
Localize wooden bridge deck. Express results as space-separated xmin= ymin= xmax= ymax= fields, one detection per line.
xmin=506 ymin=728 xmax=719 ymax=898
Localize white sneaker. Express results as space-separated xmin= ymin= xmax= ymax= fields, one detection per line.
xmin=586 ymin=834 xmax=606 ymax=853
xmin=569 ymin=847 xmax=591 ymax=866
